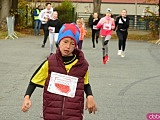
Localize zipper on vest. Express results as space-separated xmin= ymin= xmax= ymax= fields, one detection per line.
xmin=61 ymin=97 xmax=66 ymax=120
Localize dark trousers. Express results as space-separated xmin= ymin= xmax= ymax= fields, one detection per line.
xmin=78 ymin=40 xmax=83 ymax=50
xmin=92 ymin=30 xmax=99 ymax=48
xmin=116 ymin=30 xmax=128 ymax=51
xmin=41 ymin=24 xmax=49 ymax=45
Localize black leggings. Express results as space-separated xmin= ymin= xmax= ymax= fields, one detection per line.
xmin=116 ymin=30 xmax=128 ymax=51
xmin=92 ymin=30 xmax=99 ymax=47
xmin=42 ymin=24 xmax=49 ymax=45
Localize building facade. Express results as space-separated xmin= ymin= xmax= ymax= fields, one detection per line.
xmin=29 ymin=0 xmax=159 ymax=29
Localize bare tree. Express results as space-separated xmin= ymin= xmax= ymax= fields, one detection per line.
xmin=93 ymin=0 xmax=102 ymax=14
xmin=0 ymin=0 xmax=11 ymax=29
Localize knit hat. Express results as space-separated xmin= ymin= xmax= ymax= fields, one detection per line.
xmin=106 ymin=8 xmax=112 ymax=13
xmin=57 ymin=23 xmax=80 ymax=46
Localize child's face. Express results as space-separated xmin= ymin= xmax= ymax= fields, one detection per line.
xmin=52 ymin=12 xmax=58 ymax=19
xmin=121 ymin=10 xmax=127 ymax=17
xmin=93 ymin=13 xmax=98 ymax=18
xmin=59 ymin=37 xmax=76 ymax=56
xmin=77 ymin=22 xmax=82 ymax=27
xmin=106 ymin=13 xmax=111 ymax=17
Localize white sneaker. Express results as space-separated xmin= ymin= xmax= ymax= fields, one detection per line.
xmin=117 ymin=50 xmax=122 ymax=55
xmin=121 ymin=51 xmax=125 ymax=58
xmin=40 ymin=112 xmax=43 ymax=118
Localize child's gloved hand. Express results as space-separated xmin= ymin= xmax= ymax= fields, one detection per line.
xmin=85 ymin=95 xmax=97 ymax=114
xmin=21 ymin=95 xmax=32 ymax=112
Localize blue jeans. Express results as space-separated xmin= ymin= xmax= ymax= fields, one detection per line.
xmin=78 ymin=40 xmax=83 ymax=50
xmin=34 ymin=20 xmax=41 ymax=35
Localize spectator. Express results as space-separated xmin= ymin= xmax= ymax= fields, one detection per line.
xmin=33 ymin=5 xmax=42 ymax=36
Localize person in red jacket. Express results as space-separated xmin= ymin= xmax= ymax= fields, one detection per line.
xmin=96 ymin=8 xmax=115 ymax=64
xmin=21 ymin=23 xmax=97 ymax=120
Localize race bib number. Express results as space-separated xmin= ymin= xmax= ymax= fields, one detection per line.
xmin=103 ymin=23 xmax=111 ymax=30
xmin=47 ymin=72 xmax=78 ymax=98
xmin=93 ymin=25 xmax=97 ymax=30
xmin=49 ymin=27 xmax=55 ymax=33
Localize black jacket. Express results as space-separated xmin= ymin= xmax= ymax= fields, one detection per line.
xmin=115 ymin=16 xmax=130 ymax=31
xmin=46 ymin=19 xmax=62 ymax=33
xmin=90 ymin=18 xmax=100 ymax=31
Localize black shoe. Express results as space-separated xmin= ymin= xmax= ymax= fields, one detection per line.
xmin=41 ymin=44 xmax=45 ymax=48
xmin=96 ymin=39 xmax=98 ymax=44
xmin=104 ymin=40 xmax=108 ymax=45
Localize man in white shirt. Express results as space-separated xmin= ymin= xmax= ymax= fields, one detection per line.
xmin=39 ymin=3 xmax=53 ymax=48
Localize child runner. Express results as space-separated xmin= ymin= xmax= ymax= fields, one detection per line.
xmin=96 ymin=8 xmax=115 ymax=64
xmin=80 ymin=17 xmax=87 ymax=40
xmin=47 ymin=11 xmax=62 ymax=55
xmin=115 ymin=9 xmax=130 ymax=57
xmin=76 ymin=19 xmax=86 ymax=50
xmin=90 ymin=12 xmax=100 ymax=48
xmin=21 ymin=23 xmax=97 ymax=120
xmin=39 ymin=3 xmax=53 ymax=48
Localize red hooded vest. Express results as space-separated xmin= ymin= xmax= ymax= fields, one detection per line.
xmin=43 ymin=48 xmax=89 ymax=120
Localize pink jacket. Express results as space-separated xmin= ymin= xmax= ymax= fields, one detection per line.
xmin=96 ymin=16 xmax=115 ymax=36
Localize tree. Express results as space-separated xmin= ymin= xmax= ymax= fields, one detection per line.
xmin=10 ymin=0 xmax=18 ymax=25
xmin=144 ymin=0 xmax=160 ymax=38
xmin=0 ymin=0 xmax=11 ymax=29
xmin=146 ymin=0 xmax=160 ymax=15
xmin=93 ymin=0 xmax=102 ymax=14
xmin=54 ymin=0 xmax=75 ymax=23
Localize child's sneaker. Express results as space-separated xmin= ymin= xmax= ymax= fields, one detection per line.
xmin=121 ymin=51 xmax=125 ymax=57
xmin=40 ymin=112 xmax=43 ymax=118
xmin=105 ymin=55 xmax=109 ymax=62
xmin=103 ymin=57 xmax=106 ymax=64
xmin=117 ymin=50 xmax=122 ymax=55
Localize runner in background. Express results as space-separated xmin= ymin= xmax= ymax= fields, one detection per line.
xmin=76 ymin=19 xmax=85 ymax=50
xmin=90 ymin=12 xmax=100 ymax=48
xmin=38 ymin=3 xmax=53 ymax=48
xmin=96 ymin=8 xmax=115 ymax=64
xmin=115 ymin=9 xmax=130 ymax=58
xmin=47 ymin=11 xmax=62 ymax=55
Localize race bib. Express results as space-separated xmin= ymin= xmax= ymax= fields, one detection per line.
xmin=93 ymin=25 xmax=97 ymax=30
xmin=47 ymin=72 xmax=78 ymax=98
xmin=103 ymin=23 xmax=111 ymax=30
xmin=49 ymin=27 xmax=55 ymax=33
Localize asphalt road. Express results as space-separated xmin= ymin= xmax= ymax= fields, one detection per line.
xmin=0 ymin=35 xmax=160 ymax=120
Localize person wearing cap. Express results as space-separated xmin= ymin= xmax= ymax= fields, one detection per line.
xmin=21 ymin=23 xmax=97 ymax=120
xmin=115 ymin=9 xmax=130 ymax=58
xmin=96 ymin=8 xmax=115 ymax=64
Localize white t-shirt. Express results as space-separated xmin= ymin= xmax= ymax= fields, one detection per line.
xmin=38 ymin=8 xmax=53 ymax=24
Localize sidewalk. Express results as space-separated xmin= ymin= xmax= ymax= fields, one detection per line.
xmin=0 ymin=36 xmax=160 ymax=120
